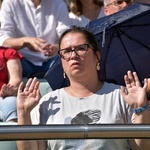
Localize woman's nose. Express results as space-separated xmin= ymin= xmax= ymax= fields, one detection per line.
xmin=70 ymin=50 xmax=78 ymax=59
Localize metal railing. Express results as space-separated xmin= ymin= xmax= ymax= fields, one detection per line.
xmin=0 ymin=124 xmax=150 ymax=141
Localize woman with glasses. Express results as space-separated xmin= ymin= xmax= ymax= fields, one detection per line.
xmin=103 ymin=0 xmax=134 ymax=15
xmin=17 ymin=26 xmax=150 ymax=150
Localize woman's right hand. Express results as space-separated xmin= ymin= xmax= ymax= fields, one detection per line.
xmin=17 ymin=77 xmax=41 ymax=123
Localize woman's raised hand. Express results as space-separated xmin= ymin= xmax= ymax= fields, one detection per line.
xmin=17 ymin=77 xmax=41 ymax=120
xmin=121 ymin=71 xmax=148 ymax=108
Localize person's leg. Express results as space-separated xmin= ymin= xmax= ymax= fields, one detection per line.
xmin=0 ymin=96 xmax=17 ymax=122
xmin=42 ymin=55 xmax=59 ymax=71
xmin=31 ymin=55 xmax=59 ymax=78
xmin=44 ymin=55 xmax=68 ymax=90
xmin=21 ymin=58 xmax=35 ymax=77
xmin=22 ymin=56 xmax=59 ymax=78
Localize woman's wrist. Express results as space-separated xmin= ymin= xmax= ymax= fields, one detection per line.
xmin=133 ymin=104 xmax=148 ymax=114
xmin=17 ymin=112 xmax=31 ymax=125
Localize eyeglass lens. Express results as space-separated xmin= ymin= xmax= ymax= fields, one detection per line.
xmin=59 ymin=44 xmax=89 ymax=59
xmin=116 ymin=0 xmax=124 ymax=5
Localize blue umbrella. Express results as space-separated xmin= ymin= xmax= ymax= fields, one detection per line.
xmin=87 ymin=2 xmax=150 ymax=86
xmin=44 ymin=55 xmax=68 ymax=91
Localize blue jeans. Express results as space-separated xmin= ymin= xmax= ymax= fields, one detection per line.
xmin=0 ymin=96 xmax=17 ymax=122
xmin=22 ymin=55 xmax=58 ymax=78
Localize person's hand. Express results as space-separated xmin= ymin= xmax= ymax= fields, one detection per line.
xmin=0 ymin=84 xmax=18 ymax=97
xmin=146 ymin=78 xmax=150 ymax=92
xmin=24 ymin=37 xmax=51 ymax=53
xmin=121 ymin=71 xmax=148 ymax=108
xmin=44 ymin=44 xmax=59 ymax=57
xmin=17 ymin=77 xmax=41 ymax=116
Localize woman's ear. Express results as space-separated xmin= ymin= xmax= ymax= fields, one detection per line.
xmin=104 ymin=6 xmax=109 ymax=16
xmin=96 ymin=51 xmax=101 ymax=62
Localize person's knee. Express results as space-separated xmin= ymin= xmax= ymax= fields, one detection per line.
xmin=0 ymin=96 xmax=17 ymax=122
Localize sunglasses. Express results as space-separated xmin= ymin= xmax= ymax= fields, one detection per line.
xmin=106 ymin=0 xmax=129 ymax=6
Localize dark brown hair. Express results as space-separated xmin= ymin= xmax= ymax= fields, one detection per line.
xmin=59 ymin=25 xmax=100 ymax=54
xmin=69 ymin=0 xmax=103 ymax=16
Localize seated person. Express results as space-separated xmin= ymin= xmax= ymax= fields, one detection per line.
xmin=103 ymin=0 xmax=134 ymax=15
xmin=17 ymin=26 xmax=150 ymax=150
xmin=0 ymin=47 xmax=22 ymax=122
xmin=0 ymin=0 xmax=71 ymax=78
xmin=68 ymin=0 xmax=105 ymax=27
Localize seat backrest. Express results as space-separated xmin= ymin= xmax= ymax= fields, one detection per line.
xmin=23 ymin=78 xmax=52 ymax=96
xmin=0 ymin=141 xmax=17 ymax=150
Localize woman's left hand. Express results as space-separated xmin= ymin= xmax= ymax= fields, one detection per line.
xmin=121 ymin=71 xmax=148 ymax=108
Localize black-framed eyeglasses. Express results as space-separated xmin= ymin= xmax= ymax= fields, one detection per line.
xmin=58 ymin=44 xmax=91 ymax=60
xmin=106 ymin=0 xmax=134 ymax=7
xmin=106 ymin=0 xmax=125 ymax=6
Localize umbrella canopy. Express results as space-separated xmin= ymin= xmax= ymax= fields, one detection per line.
xmin=87 ymin=3 xmax=150 ymax=86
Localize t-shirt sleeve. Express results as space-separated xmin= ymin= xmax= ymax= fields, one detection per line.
xmin=4 ymin=47 xmax=23 ymax=60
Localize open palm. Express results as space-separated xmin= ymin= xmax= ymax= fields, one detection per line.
xmin=121 ymin=71 xmax=148 ymax=108
xmin=17 ymin=78 xmax=41 ymax=114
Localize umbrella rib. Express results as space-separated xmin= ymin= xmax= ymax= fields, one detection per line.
xmin=115 ymin=28 xmax=142 ymax=83
xmin=89 ymin=3 xmax=150 ymax=87
xmin=98 ymin=29 xmax=116 ymax=83
xmin=118 ymin=25 xmax=150 ymax=52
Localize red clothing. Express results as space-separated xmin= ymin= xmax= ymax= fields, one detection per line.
xmin=0 ymin=47 xmax=22 ymax=89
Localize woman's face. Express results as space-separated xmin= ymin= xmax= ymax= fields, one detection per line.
xmin=59 ymin=32 xmax=100 ymax=80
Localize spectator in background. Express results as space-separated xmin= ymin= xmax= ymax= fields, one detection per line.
xmin=68 ymin=0 xmax=105 ymax=27
xmin=0 ymin=47 xmax=22 ymax=122
xmin=103 ymin=0 xmax=134 ymax=15
xmin=0 ymin=0 xmax=71 ymax=78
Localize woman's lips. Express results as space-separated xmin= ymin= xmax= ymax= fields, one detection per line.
xmin=71 ymin=62 xmax=80 ymax=66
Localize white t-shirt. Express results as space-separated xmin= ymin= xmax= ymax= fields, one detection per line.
xmin=0 ymin=0 xmax=71 ymax=65
xmin=69 ymin=7 xmax=105 ymax=27
xmin=31 ymin=82 xmax=132 ymax=150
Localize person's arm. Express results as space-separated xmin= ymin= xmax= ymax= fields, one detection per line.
xmin=0 ymin=58 xmax=22 ymax=97
xmin=7 ymin=58 xmax=22 ymax=87
xmin=0 ymin=0 xmax=2 ymax=8
xmin=146 ymin=78 xmax=150 ymax=92
xmin=3 ymin=37 xmax=51 ymax=54
xmin=17 ymin=78 xmax=46 ymax=150
xmin=17 ymin=140 xmax=46 ymax=150
xmin=121 ymin=71 xmax=150 ymax=150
